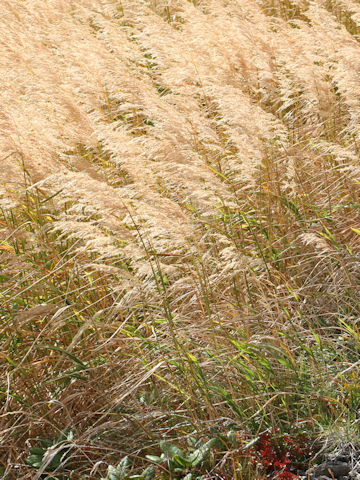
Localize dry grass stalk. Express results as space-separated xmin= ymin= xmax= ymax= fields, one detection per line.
xmin=1 ymin=0 xmax=360 ymax=478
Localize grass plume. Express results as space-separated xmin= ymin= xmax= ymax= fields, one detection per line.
xmin=1 ymin=0 xmax=360 ymax=478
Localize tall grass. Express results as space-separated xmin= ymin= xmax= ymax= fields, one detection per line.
xmin=2 ymin=0 xmax=360 ymax=478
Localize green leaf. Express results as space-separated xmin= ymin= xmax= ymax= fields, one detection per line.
xmin=187 ymin=437 xmax=198 ymax=448
xmin=116 ymin=456 xmax=130 ymax=477
xmin=173 ymin=455 xmax=188 ymax=467
xmin=145 ymin=455 xmax=163 ymax=464
xmin=226 ymin=430 xmax=237 ymax=447
xmin=40 ymin=188 xmax=64 ymax=204
xmin=26 ymin=432 xmax=73 ymax=473
xmin=49 ymin=453 xmax=62 ymax=469
xmin=39 ymin=345 xmax=87 ymax=369
xmin=186 ymin=449 xmax=203 ymax=467
xmin=25 ymin=455 xmax=43 ymax=468
xmin=160 ymin=441 xmax=185 ymax=460
xmin=130 ymin=466 xmax=156 ymax=480
xmin=186 ymin=438 xmax=217 ymax=467
xmin=29 ymin=447 xmax=45 ymax=455
xmin=280 ymin=197 xmax=302 ymax=219
xmin=140 ymin=466 xmax=155 ymax=479
xmin=107 ymin=464 xmax=122 ymax=480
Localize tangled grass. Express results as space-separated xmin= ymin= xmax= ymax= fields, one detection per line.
xmin=2 ymin=0 xmax=360 ymax=478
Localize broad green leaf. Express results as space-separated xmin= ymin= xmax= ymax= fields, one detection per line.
xmin=116 ymin=456 xmax=130 ymax=477
xmin=187 ymin=437 xmax=198 ymax=448
xmin=160 ymin=441 xmax=184 ymax=460
xmin=186 ymin=449 xmax=204 ymax=467
xmin=107 ymin=464 xmax=123 ymax=480
xmin=29 ymin=447 xmax=45 ymax=455
xmin=140 ymin=466 xmax=155 ymax=479
xmin=145 ymin=455 xmax=163 ymax=464
xmin=25 ymin=455 xmax=43 ymax=468
xmin=173 ymin=454 xmax=189 ymax=467
xmin=186 ymin=438 xmax=217 ymax=467
xmin=130 ymin=466 xmax=156 ymax=480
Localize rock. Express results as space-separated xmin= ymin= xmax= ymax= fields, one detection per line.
xmin=335 ymin=456 xmax=349 ymax=463
xmin=314 ymin=462 xmax=351 ymax=478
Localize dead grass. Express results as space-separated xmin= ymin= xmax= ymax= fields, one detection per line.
xmin=1 ymin=0 xmax=360 ymax=478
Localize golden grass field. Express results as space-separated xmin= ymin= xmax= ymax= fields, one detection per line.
xmin=2 ymin=0 xmax=360 ymax=478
